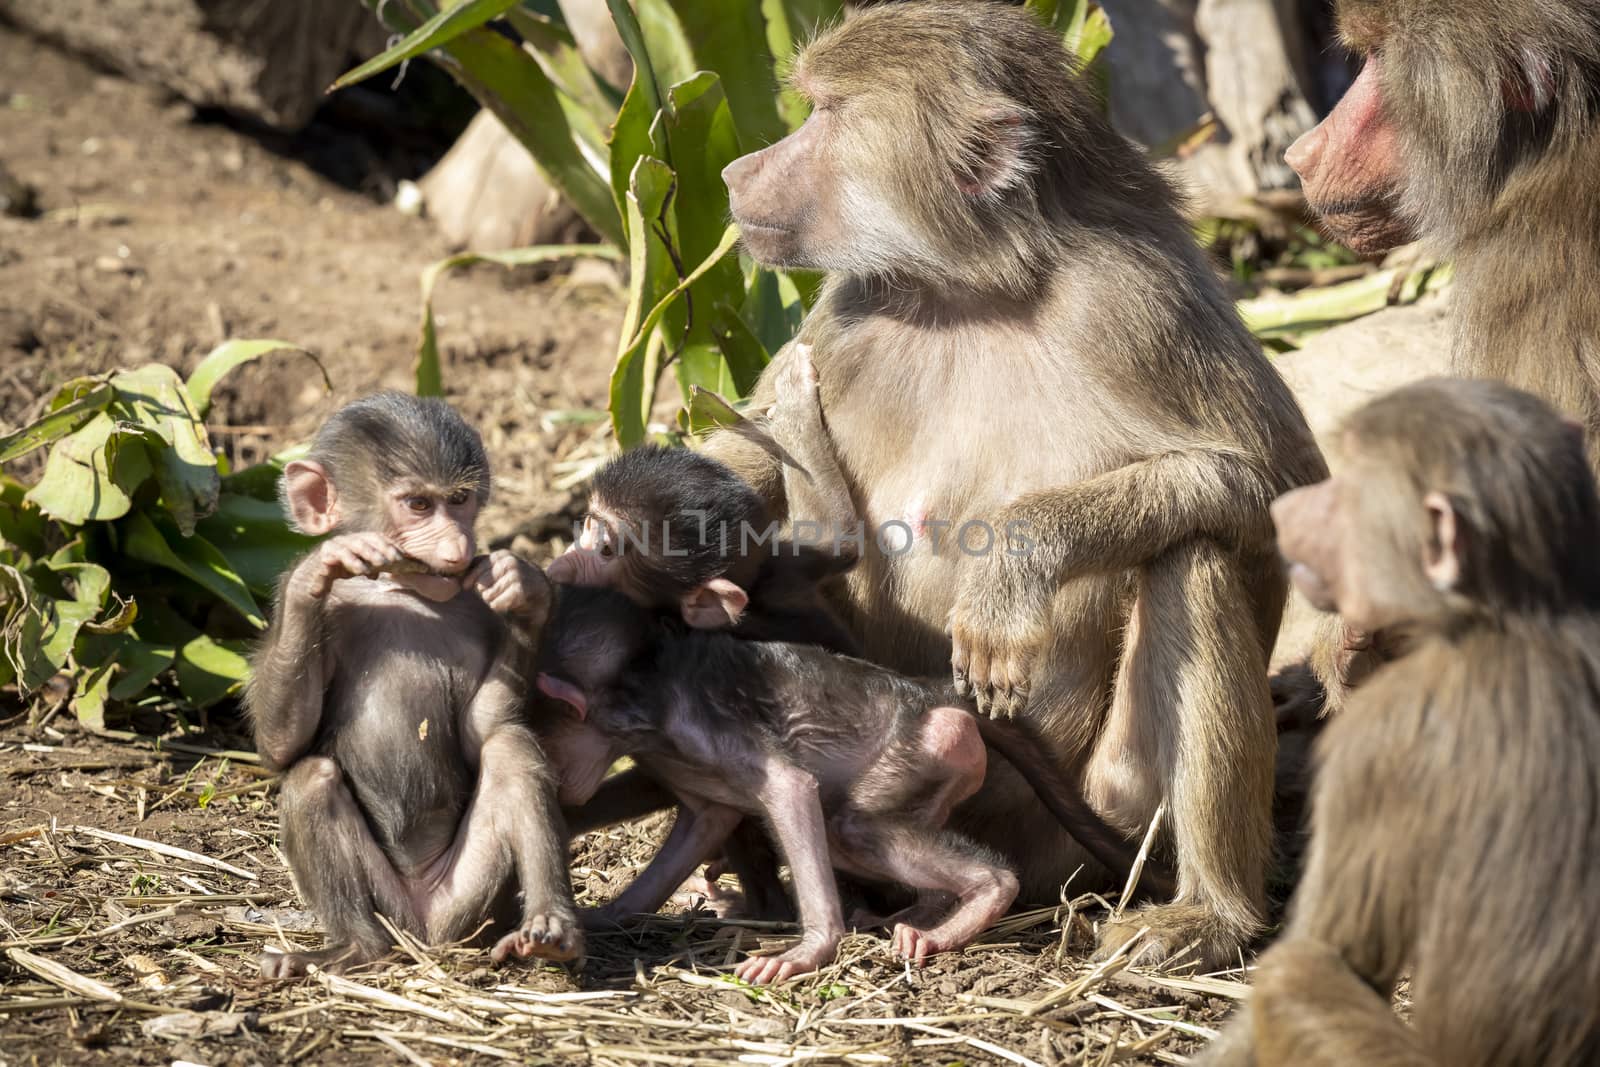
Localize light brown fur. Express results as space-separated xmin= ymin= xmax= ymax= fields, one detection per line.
xmin=713 ymin=0 xmax=1325 ymax=968
xmin=1200 ymin=378 xmax=1600 ymax=1065
xmin=1281 ymin=0 xmax=1600 ymax=717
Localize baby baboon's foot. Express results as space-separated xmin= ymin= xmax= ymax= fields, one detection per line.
xmin=1094 ymin=902 xmax=1253 ymax=972
xmin=491 ymin=910 xmax=584 ymax=963
xmin=734 ymin=930 xmax=841 ymax=985
xmin=670 ymin=874 xmax=761 ymax=920
xmin=890 ymin=923 xmax=962 ymax=965
xmin=259 ymin=944 xmax=369 ymax=979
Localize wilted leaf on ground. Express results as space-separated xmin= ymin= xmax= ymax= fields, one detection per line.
xmin=0 ymin=378 xmax=112 ymax=463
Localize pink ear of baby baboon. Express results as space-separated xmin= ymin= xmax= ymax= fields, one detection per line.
xmin=282 ymin=460 xmax=339 ymax=535
xmin=537 ymin=673 xmax=588 ymax=719
xmin=679 ymin=578 xmax=749 ymax=630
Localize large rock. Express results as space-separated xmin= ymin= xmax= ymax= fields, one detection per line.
xmin=1269 ymin=299 xmax=1454 ymax=667
xmin=0 ymin=0 xmax=387 ymax=130
xmin=411 ymin=0 xmax=628 ymax=250
xmin=1099 ymin=0 xmax=1330 ymax=215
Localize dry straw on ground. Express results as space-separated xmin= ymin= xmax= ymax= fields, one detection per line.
xmin=0 ymin=726 xmax=1248 ymax=1065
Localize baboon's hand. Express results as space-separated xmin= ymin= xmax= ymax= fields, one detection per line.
xmin=950 ymin=558 xmax=1051 ymax=719
xmin=289 ymin=532 xmax=404 ymax=602
xmin=766 ymin=342 xmax=825 ymax=453
xmin=467 ymin=550 xmax=552 ymax=626
xmin=490 ymin=909 xmax=584 ymax=964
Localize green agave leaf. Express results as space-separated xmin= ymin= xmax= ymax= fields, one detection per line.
xmin=186 ymin=339 xmax=327 ymax=419
xmin=678 ymin=385 xmax=749 ymax=437
xmin=612 ymin=214 xmax=744 ymax=447
xmin=504 ymin=8 xmax=619 ymax=150
xmin=610 ymin=0 xmax=668 ymax=116
xmin=658 ymin=73 xmax=747 ymax=401
xmin=361 ymin=0 xmax=623 ymax=245
xmin=0 ymin=379 xmax=113 ymax=464
xmin=665 ymin=0 xmax=785 ymax=149
xmin=332 ymin=0 xmax=521 ymax=90
xmin=417 ymin=305 xmax=445 ymax=399
xmin=122 ymin=511 xmax=265 ymax=629
xmin=710 ymin=302 xmax=772 ymax=398
xmin=618 ymin=221 xmax=745 ymax=358
xmin=507 ymin=7 xmax=625 ymax=113
xmin=607 ymin=73 xmax=657 ymax=245
xmin=438 ymin=25 xmax=624 ymax=246
xmin=1065 ymin=7 xmax=1114 ymax=67
xmin=610 ymin=157 xmax=681 ymax=447
xmin=741 ymin=267 xmax=808 ymax=358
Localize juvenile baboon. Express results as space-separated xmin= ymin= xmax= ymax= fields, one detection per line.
xmin=1196 ymin=377 xmax=1600 ymax=1066
xmin=712 ymin=0 xmax=1326 ymax=967
xmin=1280 ymin=0 xmax=1600 ymax=712
xmin=246 ymin=394 xmax=581 ymax=976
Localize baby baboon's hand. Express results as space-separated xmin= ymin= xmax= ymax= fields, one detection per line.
xmin=289 ymin=532 xmax=404 ymax=602
xmin=466 ymin=550 xmax=552 ymax=625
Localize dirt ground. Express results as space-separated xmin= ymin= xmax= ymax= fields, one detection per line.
xmin=0 ymin=27 xmax=622 ymax=551
xmin=1 ymin=29 xmax=1245 ymax=1066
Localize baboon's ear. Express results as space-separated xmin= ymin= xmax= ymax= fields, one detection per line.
xmin=680 ymin=578 xmax=750 ymax=630
xmin=537 ymin=673 xmax=588 ymax=719
xmin=955 ymin=105 xmax=1037 ymax=198
xmin=283 ymin=460 xmax=339 ymax=535
xmin=1422 ymin=490 xmax=1463 ymax=592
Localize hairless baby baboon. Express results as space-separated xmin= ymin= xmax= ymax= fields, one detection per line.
xmin=711 ymin=0 xmax=1325 ymax=967
xmin=546 ymin=443 xmax=854 ymax=920
xmin=1280 ymin=0 xmax=1600 ymax=712
xmin=1197 ymin=377 xmax=1600 ymax=1066
xmin=540 ymin=583 xmax=1023 ymax=983
xmin=245 ymin=393 xmax=580 ymax=976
